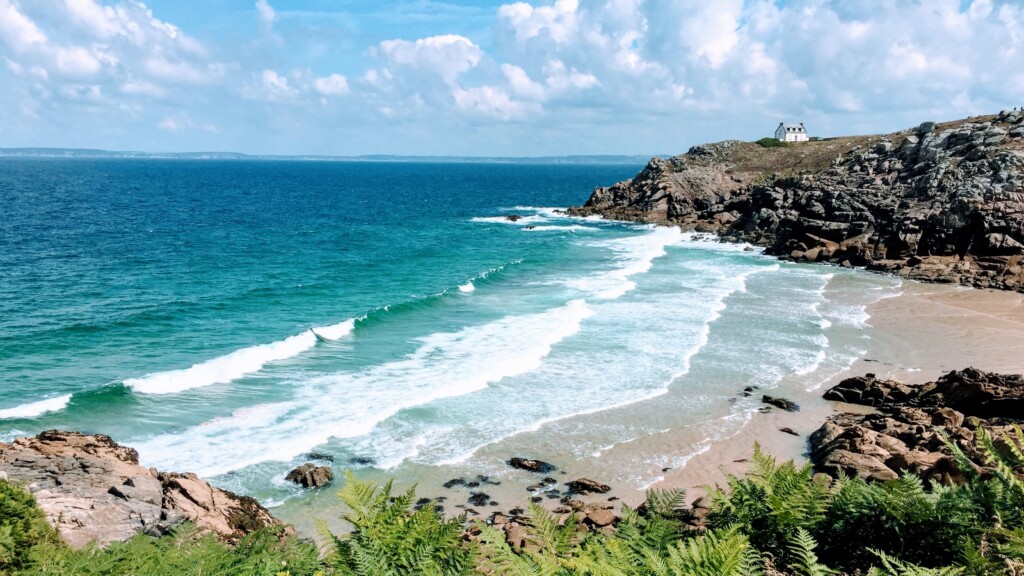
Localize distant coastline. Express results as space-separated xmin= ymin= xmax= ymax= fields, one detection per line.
xmin=0 ymin=147 xmax=662 ymax=165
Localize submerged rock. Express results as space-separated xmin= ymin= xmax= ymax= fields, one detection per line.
xmin=762 ymin=395 xmax=800 ymax=412
xmin=285 ymin=463 xmax=334 ymax=488
xmin=507 ymin=457 xmax=557 ymax=474
xmin=0 ymin=431 xmax=281 ymax=549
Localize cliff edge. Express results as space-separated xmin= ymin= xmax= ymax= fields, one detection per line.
xmin=0 ymin=430 xmax=282 ymax=549
xmin=570 ymin=110 xmax=1024 ymax=290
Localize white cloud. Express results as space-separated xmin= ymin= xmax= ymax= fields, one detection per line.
xmin=255 ymin=0 xmax=276 ymax=28
xmin=157 ymin=116 xmax=179 ymax=131
xmin=0 ymin=0 xmax=48 ymax=51
xmin=313 ymin=73 xmax=349 ymax=97
xmin=374 ymin=34 xmax=482 ymax=85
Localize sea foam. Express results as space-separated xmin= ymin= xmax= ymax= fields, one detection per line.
xmin=0 ymin=394 xmax=72 ymax=420
xmin=125 ymin=319 xmax=355 ymax=394
xmin=134 ymin=300 xmax=594 ymax=476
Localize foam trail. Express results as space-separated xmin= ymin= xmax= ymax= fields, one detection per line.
xmin=125 ymin=319 xmax=355 ymax=395
xmin=135 ymin=300 xmax=594 ymax=476
xmin=0 ymin=395 xmax=72 ymax=420
xmin=458 ymin=281 xmax=475 ymax=293
xmin=568 ymin=226 xmax=683 ymax=299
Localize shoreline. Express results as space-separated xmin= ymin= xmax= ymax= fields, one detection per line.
xmin=640 ymin=279 xmax=1024 ymax=505
xmin=275 ymin=273 xmax=1024 ymax=538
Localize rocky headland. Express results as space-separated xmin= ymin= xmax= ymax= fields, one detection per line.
xmin=570 ymin=110 xmax=1024 ymax=290
xmin=0 ymin=430 xmax=282 ymax=548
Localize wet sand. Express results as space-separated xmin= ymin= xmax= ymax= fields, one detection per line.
xmin=643 ymin=280 xmax=1024 ymax=505
xmin=277 ymin=279 xmax=1024 ymax=535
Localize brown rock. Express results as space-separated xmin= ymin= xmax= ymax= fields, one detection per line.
xmin=585 ymin=508 xmax=616 ymax=527
xmin=285 ymin=463 xmax=334 ymax=488
xmin=0 ymin=431 xmax=281 ymax=549
xmin=566 ymin=478 xmax=611 ymax=494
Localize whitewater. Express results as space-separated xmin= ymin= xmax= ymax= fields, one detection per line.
xmin=0 ymin=159 xmax=901 ymax=509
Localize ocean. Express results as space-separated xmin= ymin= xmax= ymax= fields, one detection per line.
xmin=0 ymin=158 xmax=901 ymax=516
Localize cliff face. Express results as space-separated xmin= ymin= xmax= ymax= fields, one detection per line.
xmin=0 ymin=431 xmax=282 ymax=549
xmin=570 ymin=110 xmax=1024 ymax=290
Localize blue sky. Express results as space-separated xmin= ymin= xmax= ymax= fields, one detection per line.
xmin=1 ymin=0 xmax=1022 ymax=156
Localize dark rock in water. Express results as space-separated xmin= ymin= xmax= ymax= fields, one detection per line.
xmin=466 ymin=481 xmax=480 ymax=488
xmin=508 ymin=507 xmax=525 ymax=516
xmin=506 ymin=214 xmax=522 ymax=222
xmin=779 ymin=427 xmax=799 ymax=436
xmin=530 ymin=496 xmax=543 ymax=503
xmin=477 ymin=475 xmax=501 ymax=485
xmin=661 ymin=467 xmax=672 ymax=472
xmin=542 ymin=477 xmax=557 ymax=485
xmin=489 ymin=500 xmax=498 ymax=506
xmin=305 ymin=452 xmax=335 ymax=462
xmin=414 ymin=497 xmax=432 ymax=510
xmin=566 ymin=478 xmax=611 ymax=495
xmin=545 ymin=493 xmax=561 ymax=499
xmin=286 ymin=463 xmax=334 ymax=488
xmin=443 ymin=477 xmax=466 ymax=489
xmin=468 ymin=492 xmax=490 ymax=507
xmin=762 ymin=395 xmax=800 ymax=412
xmin=524 ymin=225 xmax=536 ymax=230
xmin=507 ymin=457 xmax=557 ymax=473
xmin=347 ymin=456 xmax=374 ymax=466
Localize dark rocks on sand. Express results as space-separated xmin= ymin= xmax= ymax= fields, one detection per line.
xmin=566 ymin=478 xmax=611 ymax=495
xmin=285 ymin=463 xmax=334 ymax=488
xmin=779 ymin=427 xmax=799 ymax=436
xmin=468 ymin=492 xmax=490 ymax=507
xmin=762 ymin=395 xmax=800 ymax=412
xmin=443 ymin=477 xmax=466 ymax=488
xmin=507 ymin=457 xmax=557 ymax=474
xmin=811 ymin=368 xmax=1024 ymax=485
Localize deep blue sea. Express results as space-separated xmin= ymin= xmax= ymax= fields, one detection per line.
xmin=0 ymin=158 xmax=900 ymax=509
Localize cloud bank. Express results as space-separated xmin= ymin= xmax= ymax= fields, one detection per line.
xmin=0 ymin=0 xmax=1021 ymax=155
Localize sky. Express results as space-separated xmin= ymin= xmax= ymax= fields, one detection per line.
xmin=0 ymin=0 xmax=1022 ymax=156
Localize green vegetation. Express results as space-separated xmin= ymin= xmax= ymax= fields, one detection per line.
xmin=756 ymin=137 xmax=791 ymax=148
xmin=4 ymin=426 xmax=1024 ymax=574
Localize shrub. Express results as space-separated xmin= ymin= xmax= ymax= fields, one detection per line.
xmin=756 ymin=137 xmax=790 ymax=148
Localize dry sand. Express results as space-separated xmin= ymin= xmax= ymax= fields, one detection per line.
xmin=641 ymin=280 xmax=1024 ymax=505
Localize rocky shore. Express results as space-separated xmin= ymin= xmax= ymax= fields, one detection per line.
xmin=810 ymin=367 xmax=1024 ymax=485
xmin=569 ymin=110 xmax=1024 ymax=291
xmin=0 ymin=430 xmax=281 ymax=548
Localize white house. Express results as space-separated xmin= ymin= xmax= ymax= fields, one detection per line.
xmin=775 ymin=122 xmax=808 ymax=142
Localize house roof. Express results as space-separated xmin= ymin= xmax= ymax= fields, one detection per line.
xmin=778 ymin=123 xmax=806 ymax=132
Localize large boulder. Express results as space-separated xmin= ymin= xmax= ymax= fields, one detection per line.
xmin=285 ymin=463 xmax=334 ymax=488
xmin=0 ymin=431 xmax=281 ymax=549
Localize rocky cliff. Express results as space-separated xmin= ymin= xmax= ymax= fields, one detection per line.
xmin=570 ymin=110 xmax=1024 ymax=290
xmin=0 ymin=430 xmax=282 ymax=548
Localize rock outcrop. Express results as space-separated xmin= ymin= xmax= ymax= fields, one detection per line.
xmin=570 ymin=111 xmax=1024 ymax=291
xmin=0 ymin=430 xmax=281 ymax=549
xmin=285 ymin=463 xmax=334 ymax=488
xmin=810 ymin=369 xmax=1024 ymax=484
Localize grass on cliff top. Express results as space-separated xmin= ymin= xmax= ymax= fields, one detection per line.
xmin=4 ymin=426 xmax=1024 ymax=575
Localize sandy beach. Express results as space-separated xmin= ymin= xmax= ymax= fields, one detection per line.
xmin=276 ymin=274 xmax=1024 ymax=537
xmin=642 ymin=279 xmax=1024 ymax=505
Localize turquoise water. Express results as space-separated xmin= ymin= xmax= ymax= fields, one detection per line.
xmin=0 ymin=158 xmax=900 ymax=507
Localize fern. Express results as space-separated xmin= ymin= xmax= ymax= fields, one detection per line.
xmin=787 ymin=528 xmax=835 ymax=576
xmin=868 ymin=549 xmax=965 ymax=576
xmin=330 ymin=471 xmax=474 ymax=576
